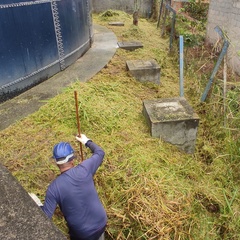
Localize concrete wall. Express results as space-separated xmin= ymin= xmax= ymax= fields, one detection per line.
xmin=206 ymin=0 xmax=240 ymax=75
xmin=92 ymin=0 xmax=153 ymax=18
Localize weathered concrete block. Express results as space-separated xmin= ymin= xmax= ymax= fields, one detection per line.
xmin=126 ymin=59 xmax=160 ymax=85
xmin=118 ymin=41 xmax=143 ymax=51
xmin=143 ymin=97 xmax=200 ymax=154
xmin=0 ymin=163 xmax=67 ymax=240
xmin=108 ymin=22 xmax=124 ymax=26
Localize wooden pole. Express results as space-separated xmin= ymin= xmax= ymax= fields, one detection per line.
xmin=74 ymin=91 xmax=84 ymax=161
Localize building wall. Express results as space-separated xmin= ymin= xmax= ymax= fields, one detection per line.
xmin=206 ymin=0 xmax=240 ymax=75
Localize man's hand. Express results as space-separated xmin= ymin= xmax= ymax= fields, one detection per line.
xmin=76 ymin=134 xmax=90 ymax=145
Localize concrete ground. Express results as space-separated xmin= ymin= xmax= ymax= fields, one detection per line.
xmin=0 ymin=24 xmax=117 ymax=239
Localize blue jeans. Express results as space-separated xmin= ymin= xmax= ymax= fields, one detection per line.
xmin=70 ymin=225 xmax=106 ymax=240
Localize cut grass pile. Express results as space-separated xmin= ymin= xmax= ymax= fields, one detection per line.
xmin=0 ymin=10 xmax=240 ymax=239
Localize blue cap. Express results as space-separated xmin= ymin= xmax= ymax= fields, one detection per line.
xmin=53 ymin=142 xmax=74 ymax=165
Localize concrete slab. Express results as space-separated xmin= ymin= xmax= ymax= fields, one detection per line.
xmin=126 ymin=59 xmax=160 ymax=85
xmin=118 ymin=41 xmax=143 ymax=51
xmin=143 ymin=97 xmax=200 ymax=153
xmin=0 ymin=163 xmax=67 ymax=240
xmin=108 ymin=22 xmax=124 ymax=26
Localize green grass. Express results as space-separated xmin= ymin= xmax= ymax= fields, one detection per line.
xmin=0 ymin=11 xmax=240 ymax=239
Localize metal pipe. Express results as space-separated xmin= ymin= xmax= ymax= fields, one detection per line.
xmin=74 ymin=91 xmax=84 ymax=161
xmin=161 ymin=4 xmax=168 ymax=37
xmin=223 ymin=55 xmax=227 ymax=126
xmin=165 ymin=4 xmax=176 ymax=52
xmin=157 ymin=0 xmax=164 ymax=28
xmin=179 ymin=35 xmax=184 ymax=97
xmin=201 ymin=26 xmax=229 ymax=102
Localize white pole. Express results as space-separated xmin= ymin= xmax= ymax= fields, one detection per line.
xmin=223 ymin=55 xmax=227 ymax=126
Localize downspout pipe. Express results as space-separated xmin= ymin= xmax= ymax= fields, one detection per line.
xmin=179 ymin=35 xmax=184 ymax=97
xmin=200 ymin=26 xmax=229 ymax=102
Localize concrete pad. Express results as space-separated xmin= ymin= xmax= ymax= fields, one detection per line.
xmin=118 ymin=41 xmax=143 ymax=51
xmin=0 ymin=163 xmax=67 ymax=240
xmin=126 ymin=59 xmax=160 ymax=85
xmin=143 ymin=97 xmax=200 ymax=153
xmin=108 ymin=22 xmax=124 ymax=26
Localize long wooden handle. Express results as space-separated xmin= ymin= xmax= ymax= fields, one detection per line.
xmin=74 ymin=91 xmax=84 ymax=161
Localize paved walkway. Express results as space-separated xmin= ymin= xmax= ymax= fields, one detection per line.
xmin=0 ymin=24 xmax=117 ymax=239
xmin=0 ymin=24 xmax=117 ymax=130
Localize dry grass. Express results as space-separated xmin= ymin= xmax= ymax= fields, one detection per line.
xmin=0 ymin=10 xmax=240 ymax=239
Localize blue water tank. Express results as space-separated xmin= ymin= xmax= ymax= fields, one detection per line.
xmin=0 ymin=0 xmax=93 ymax=102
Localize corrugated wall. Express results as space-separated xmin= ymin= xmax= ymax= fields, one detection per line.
xmin=206 ymin=0 xmax=240 ymax=75
xmin=0 ymin=0 xmax=93 ymax=102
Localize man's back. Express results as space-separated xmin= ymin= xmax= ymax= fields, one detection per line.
xmin=42 ymin=140 xmax=107 ymax=239
xmin=52 ymin=164 xmax=107 ymax=238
